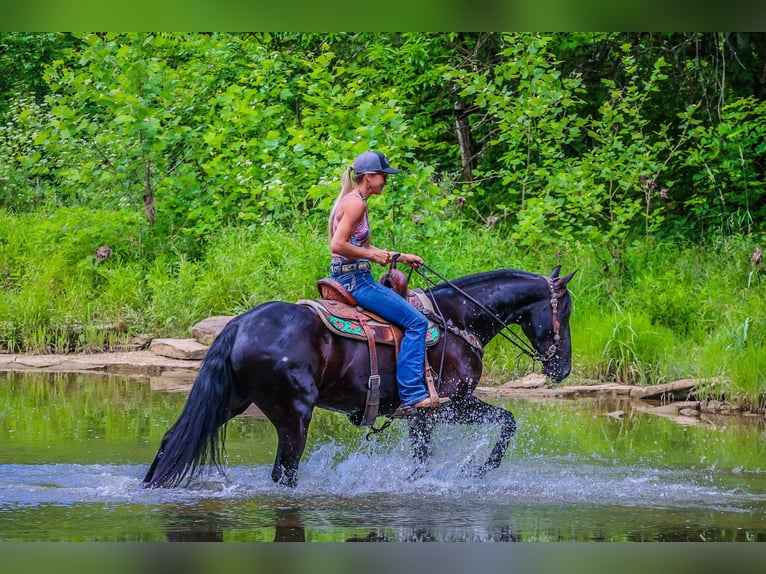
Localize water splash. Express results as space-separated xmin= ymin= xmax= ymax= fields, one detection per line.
xmin=1 ymin=428 xmax=764 ymax=514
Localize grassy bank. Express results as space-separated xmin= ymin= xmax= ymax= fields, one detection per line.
xmin=1 ymin=208 xmax=764 ymax=408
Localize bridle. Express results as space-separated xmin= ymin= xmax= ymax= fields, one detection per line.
xmin=370 ymin=262 xmax=563 ymax=436
xmin=543 ymin=276 xmax=562 ymax=361
xmin=414 ymin=263 xmax=562 ymax=364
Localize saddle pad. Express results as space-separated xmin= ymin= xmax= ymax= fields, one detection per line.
xmin=298 ymin=298 xmax=440 ymax=346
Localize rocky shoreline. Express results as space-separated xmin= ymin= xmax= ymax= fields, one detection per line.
xmin=1 ymin=315 xmax=762 ymax=426
xmin=1 ymin=346 xmax=761 ymax=426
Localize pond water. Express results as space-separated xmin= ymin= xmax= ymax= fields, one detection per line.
xmin=1 ymin=371 xmax=765 ymax=542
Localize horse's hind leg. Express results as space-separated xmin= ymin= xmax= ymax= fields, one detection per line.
xmin=447 ymin=395 xmax=516 ymax=477
xmin=268 ymin=407 xmax=313 ymax=488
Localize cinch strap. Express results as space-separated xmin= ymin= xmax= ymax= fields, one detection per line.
xmin=358 ymin=317 xmax=381 ymax=427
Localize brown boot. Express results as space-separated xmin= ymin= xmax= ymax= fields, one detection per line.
xmin=412 ymin=396 xmax=451 ymax=409
xmin=390 ymin=396 xmax=450 ymax=418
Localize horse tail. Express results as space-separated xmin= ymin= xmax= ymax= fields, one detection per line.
xmin=142 ymin=319 xmax=239 ymax=488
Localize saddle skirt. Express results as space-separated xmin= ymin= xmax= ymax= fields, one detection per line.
xmin=297 ymin=290 xmax=441 ymax=347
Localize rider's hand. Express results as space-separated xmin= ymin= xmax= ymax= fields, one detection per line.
xmin=398 ymin=253 xmax=423 ymax=268
xmin=369 ymin=247 xmax=391 ymax=266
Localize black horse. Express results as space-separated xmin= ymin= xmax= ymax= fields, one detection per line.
xmin=143 ymin=265 xmax=575 ymax=488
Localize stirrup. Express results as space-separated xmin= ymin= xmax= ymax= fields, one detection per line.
xmin=390 ymin=397 xmax=450 ymax=418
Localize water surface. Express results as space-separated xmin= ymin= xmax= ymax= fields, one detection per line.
xmin=1 ymin=371 xmax=764 ymax=542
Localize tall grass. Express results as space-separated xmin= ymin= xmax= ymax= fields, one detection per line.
xmin=573 ymin=303 xmax=683 ymax=386
xmin=1 ymin=208 xmax=764 ymax=408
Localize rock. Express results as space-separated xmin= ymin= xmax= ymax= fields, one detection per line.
xmin=94 ymin=245 xmax=112 ymax=262
xmin=150 ymin=338 xmax=208 ymax=360
xmin=149 ymin=368 xmax=198 ymax=392
xmin=191 ymin=316 xmax=235 ymax=345
xmin=629 ymin=379 xmax=697 ymax=400
xmin=0 ymin=350 xmax=199 ymax=379
xmin=243 ymin=403 xmax=267 ymax=420
xmin=700 ymin=400 xmax=741 ymax=415
xmin=481 ymin=381 xmax=636 ymax=401
xmin=630 ymin=401 xmax=701 ymax=426
xmin=500 ymin=373 xmax=547 ymax=389
xmin=555 ymin=383 xmax=634 ymax=398
xmin=131 ymin=334 xmax=153 ymax=349
xmin=606 ymin=410 xmax=625 ymax=419
xmin=648 ymin=401 xmax=699 ymax=415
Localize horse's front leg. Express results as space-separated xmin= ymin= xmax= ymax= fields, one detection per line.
xmin=407 ymin=409 xmax=437 ymax=477
xmin=448 ymin=395 xmax=516 ymax=477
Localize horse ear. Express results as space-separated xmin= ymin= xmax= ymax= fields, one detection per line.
xmin=556 ymin=270 xmax=577 ymax=289
xmin=550 ymin=265 xmax=562 ymax=279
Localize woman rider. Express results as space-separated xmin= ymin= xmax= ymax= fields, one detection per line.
xmin=328 ymin=150 xmax=449 ymax=412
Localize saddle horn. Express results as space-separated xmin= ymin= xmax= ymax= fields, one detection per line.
xmin=380 ymin=252 xmax=409 ymax=298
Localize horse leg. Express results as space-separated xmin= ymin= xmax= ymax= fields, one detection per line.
xmin=405 ymin=409 xmax=437 ymax=480
xmin=227 ymin=306 xmax=323 ymax=488
xmin=251 ymin=394 xmax=314 ymax=488
xmin=271 ymin=413 xmax=312 ymax=487
xmin=408 ymin=409 xmax=437 ymax=464
xmin=447 ymin=395 xmax=516 ymax=478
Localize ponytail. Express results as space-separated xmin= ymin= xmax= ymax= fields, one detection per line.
xmin=328 ymin=165 xmax=360 ymax=241
xmin=340 ymin=165 xmax=354 ymax=197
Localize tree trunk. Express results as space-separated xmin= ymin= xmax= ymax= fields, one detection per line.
xmin=454 ymin=101 xmax=474 ymax=184
xmin=143 ymin=158 xmax=155 ymax=226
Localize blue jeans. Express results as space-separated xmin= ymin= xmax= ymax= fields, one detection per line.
xmin=332 ymin=268 xmax=430 ymax=406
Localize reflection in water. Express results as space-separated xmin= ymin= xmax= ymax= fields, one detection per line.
xmin=162 ymin=503 xmax=226 ymax=542
xmin=157 ymin=504 xmax=303 ymax=542
xmin=0 ymin=371 xmax=765 ymax=542
xmin=273 ymin=507 xmax=306 ymax=543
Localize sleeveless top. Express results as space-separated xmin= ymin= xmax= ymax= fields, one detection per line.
xmin=331 ymin=192 xmax=370 ymax=264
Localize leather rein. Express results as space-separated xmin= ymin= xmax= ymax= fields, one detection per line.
xmin=413 ymin=263 xmax=561 ymax=364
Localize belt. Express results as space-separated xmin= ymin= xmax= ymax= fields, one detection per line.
xmin=330 ymin=260 xmax=371 ymax=274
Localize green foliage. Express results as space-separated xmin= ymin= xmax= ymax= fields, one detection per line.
xmin=2 ymin=206 xmax=764 ymax=408
xmin=626 ymin=269 xmax=702 ymax=337
xmin=4 ymin=32 xmax=766 ymax=250
xmin=562 ymin=236 xmax=766 ymax=407
xmin=1 ymin=33 xmax=765 ymax=406
xmin=0 ymin=208 xmax=147 ymax=352
xmin=0 ymin=93 xmax=59 ymax=209
xmin=680 ymin=96 xmax=766 ymax=236
xmin=0 ymin=33 xmax=79 ymax=112
xmin=589 ymin=305 xmax=679 ymax=386
xmin=3 ymin=33 xmax=460 ymax=254
xmin=446 ymin=36 xmax=680 ymax=250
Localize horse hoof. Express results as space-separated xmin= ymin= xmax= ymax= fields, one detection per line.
xmin=407 ymin=466 xmax=430 ymax=482
xmin=460 ymin=463 xmax=488 ymax=479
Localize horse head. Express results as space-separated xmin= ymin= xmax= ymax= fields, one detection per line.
xmin=519 ymin=265 xmax=576 ymax=383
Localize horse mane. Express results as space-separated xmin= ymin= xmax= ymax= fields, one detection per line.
xmin=428 ymin=268 xmax=540 ymax=295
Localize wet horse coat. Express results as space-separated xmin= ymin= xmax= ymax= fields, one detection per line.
xmin=143 ymin=266 xmax=575 ymax=488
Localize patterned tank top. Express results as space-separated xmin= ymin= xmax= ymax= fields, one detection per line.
xmin=331 ymin=191 xmax=370 ymax=264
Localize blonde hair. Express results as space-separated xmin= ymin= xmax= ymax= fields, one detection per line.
xmin=327 ymin=165 xmax=364 ymax=242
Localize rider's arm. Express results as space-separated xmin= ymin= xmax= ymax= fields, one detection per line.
xmin=330 ymin=196 xmax=390 ymax=266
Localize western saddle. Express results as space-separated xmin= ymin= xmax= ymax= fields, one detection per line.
xmin=298 ymin=263 xmax=442 ymax=426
